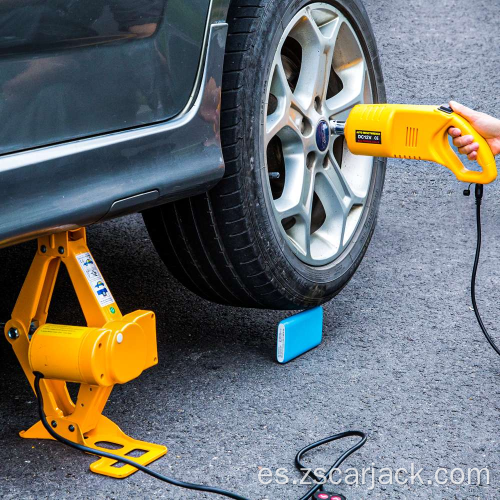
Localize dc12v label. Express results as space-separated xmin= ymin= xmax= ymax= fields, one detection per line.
xmin=355 ymin=130 xmax=382 ymax=144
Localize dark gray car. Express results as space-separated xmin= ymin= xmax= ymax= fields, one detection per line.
xmin=0 ymin=0 xmax=386 ymax=310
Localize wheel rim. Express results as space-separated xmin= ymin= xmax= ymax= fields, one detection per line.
xmin=264 ymin=3 xmax=374 ymax=266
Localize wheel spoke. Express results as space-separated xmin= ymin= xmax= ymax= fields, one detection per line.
xmin=316 ymin=167 xmax=350 ymax=219
xmin=300 ymin=167 xmax=316 ymax=258
xmin=274 ymin=194 xmax=302 ymax=219
xmin=265 ymin=59 xmax=292 ymax=145
xmin=291 ymin=9 xmax=340 ymax=110
xmin=274 ymin=162 xmax=315 ymax=258
xmin=300 ymin=164 xmax=316 ymax=222
xmin=324 ymin=152 xmax=362 ymax=207
xmin=269 ymin=56 xmax=291 ymax=102
xmin=286 ymin=213 xmax=311 ymax=258
xmin=286 ymin=108 xmax=304 ymax=137
xmin=274 ymin=160 xmax=314 ymax=257
xmin=266 ymin=114 xmax=287 ymax=146
xmin=326 ymin=59 xmax=367 ymax=120
xmin=312 ymin=172 xmax=346 ymax=256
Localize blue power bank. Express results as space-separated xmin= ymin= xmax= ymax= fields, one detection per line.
xmin=276 ymin=307 xmax=323 ymax=363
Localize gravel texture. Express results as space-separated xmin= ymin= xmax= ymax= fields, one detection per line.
xmin=1 ymin=0 xmax=499 ymax=498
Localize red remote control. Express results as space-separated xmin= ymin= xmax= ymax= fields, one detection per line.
xmin=313 ymin=493 xmax=346 ymax=500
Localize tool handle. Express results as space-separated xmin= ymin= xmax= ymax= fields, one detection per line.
xmin=439 ymin=113 xmax=497 ymax=184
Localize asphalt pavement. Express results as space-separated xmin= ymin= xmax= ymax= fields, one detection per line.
xmin=1 ymin=0 xmax=500 ymax=498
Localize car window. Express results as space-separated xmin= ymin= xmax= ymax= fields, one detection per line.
xmin=0 ymin=0 xmax=164 ymax=53
xmin=0 ymin=0 xmax=210 ymax=156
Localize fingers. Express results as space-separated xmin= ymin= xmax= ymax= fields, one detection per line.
xmin=458 ymin=142 xmax=479 ymax=156
xmin=453 ymin=134 xmax=474 ymax=148
xmin=447 ymin=127 xmax=479 ymax=160
xmin=449 ymin=100 xmax=479 ymax=121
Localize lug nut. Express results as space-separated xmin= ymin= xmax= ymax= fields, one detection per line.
xmin=330 ymin=120 xmax=346 ymax=136
xmin=8 ymin=328 xmax=19 ymax=340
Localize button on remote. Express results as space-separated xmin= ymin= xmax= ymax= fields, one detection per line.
xmin=313 ymin=492 xmax=346 ymax=500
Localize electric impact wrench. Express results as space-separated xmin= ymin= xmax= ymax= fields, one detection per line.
xmin=33 ymin=104 xmax=498 ymax=499
xmin=331 ymin=103 xmax=497 ymax=184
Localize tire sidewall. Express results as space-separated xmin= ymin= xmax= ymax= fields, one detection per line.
xmin=240 ymin=0 xmax=386 ymax=303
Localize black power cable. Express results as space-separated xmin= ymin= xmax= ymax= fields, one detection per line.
xmin=471 ymin=184 xmax=500 ymax=357
xmin=33 ymin=373 xmax=365 ymax=499
xmin=295 ymin=431 xmax=366 ymax=500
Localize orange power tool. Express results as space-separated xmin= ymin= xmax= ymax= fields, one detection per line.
xmin=331 ymin=104 xmax=497 ymax=184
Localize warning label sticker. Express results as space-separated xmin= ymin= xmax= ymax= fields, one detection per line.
xmin=356 ymin=130 xmax=382 ymax=144
xmin=38 ymin=324 xmax=88 ymax=338
xmin=76 ymin=252 xmax=115 ymax=307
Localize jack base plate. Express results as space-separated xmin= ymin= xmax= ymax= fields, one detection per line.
xmin=20 ymin=415 xmax=167 ymax=478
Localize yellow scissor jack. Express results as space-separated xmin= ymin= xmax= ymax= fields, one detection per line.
xmin=3 ymin=228 xmax=166 ymax=478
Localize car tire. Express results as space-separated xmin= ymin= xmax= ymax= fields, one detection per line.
xmin=143 ymin=0 xmax=386 ymax=309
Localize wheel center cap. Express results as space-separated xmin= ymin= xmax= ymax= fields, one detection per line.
xmin=316 ymin=120 xmax=330 ymax=152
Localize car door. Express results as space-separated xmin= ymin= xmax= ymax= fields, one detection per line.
xmin=0 ymin=0 xmax=210 ymax=155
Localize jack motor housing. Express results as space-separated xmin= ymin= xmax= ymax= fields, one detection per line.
xmin=29 ymin=310 xmax=158 ymax=386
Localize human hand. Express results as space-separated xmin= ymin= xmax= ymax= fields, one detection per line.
xmin=447 ymin=101 xmax=500 ymax=160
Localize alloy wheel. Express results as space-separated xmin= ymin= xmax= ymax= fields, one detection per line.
xmin=265 ymin=3 xmax=374 ymax=266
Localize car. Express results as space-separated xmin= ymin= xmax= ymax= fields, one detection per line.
xmin=0 ymin=0 xmax=386 ymax=310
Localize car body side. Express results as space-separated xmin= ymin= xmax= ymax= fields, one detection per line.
xmin=0 ymin=0 xmax=231 ymax=248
